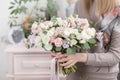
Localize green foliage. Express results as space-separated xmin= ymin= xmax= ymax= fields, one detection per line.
xmin=55 ymin=47 xmax=62 ymax=52
xmin=9 ymin=0 xmax=38 ymax=15
xmin=83 ymin=43 xmax=90 ymax=50
xmin=88 ymin=38 xmax=96 ymax=44
xmin=66 ymin=48 xmax=76 ymax=55
xmin=46 ymin=0 xmax=59 ymax=19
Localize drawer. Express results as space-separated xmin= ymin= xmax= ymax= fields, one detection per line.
xmin=14 ymin=76 xmax=66 ymax=80
xmin=14 ymin=54 xmax=52 ymax=75
xmin=14 ymin=76 xmax=50 ymax=80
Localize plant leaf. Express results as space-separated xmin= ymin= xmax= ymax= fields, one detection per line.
xmin=88 ymin=38 xmax=96 ymax=44
xmin=66 ymin=48 xmax=76 ymax=55
xmin=55 ymin=47 xmax=62 ymax=52
xmin=83 ymin=43 xmax=90 ymax=50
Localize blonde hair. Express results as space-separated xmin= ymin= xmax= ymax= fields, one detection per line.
xmin=83 ymin=0 xmax=118 ymax=17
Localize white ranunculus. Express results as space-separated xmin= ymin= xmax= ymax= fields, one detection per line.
xmin=64 ymin=28 xmax=72 ymax=36
xmin=44 ymin=43 xmax=53 ymax=51
xmin=70 ymin=39 xmax=77 ymax=46
xmin=56 ymin=18 xmax=63 ymax=25
xmin=72 ymin=29 xmax=79 ymax=35
xmin=35 ymin=36 xmax=42 ymax=47
xmin=42 ymin=35 xmax=50 ymax=45
xmin=47 ymin=28 xmax=55 ymax=36
xmin=86 ymin=28 xmax=96 ymax=37
xmin=76 ymin=33 xmax=82 ymax=40
xmin=81 ymin=29 xmax=91 ymax=40
xmin=49 ymin=21 xmax=53 ymax=27
xmin=32 ymin=22 xmax=38 ymax=29
xmin=39 ymin=23 xmax=48 ymax=29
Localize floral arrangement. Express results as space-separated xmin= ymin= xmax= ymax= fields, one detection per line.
xmin=26 ymin=15 xmax=97 ymax=74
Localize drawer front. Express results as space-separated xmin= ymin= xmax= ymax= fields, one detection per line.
xmin=14 ymin=76 xmax=66 ymax=80
xmin=14 ymin=54 xmax=51 ymax=75
xmin=14 ymin=76 xmax=50 ymax=80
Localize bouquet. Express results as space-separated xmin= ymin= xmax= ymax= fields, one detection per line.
xmin=26 ymin=15 xmax=97 ymax=74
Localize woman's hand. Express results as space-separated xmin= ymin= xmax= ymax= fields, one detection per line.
xmin=56 ymin=53 xmax=88 ymax=68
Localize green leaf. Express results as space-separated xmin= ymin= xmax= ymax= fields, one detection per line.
xmin=83 ymin=43 xmax=90 ymax=50
xmin=66 ymin=48 xmax=76 ymax=55
xmin=10 ymin=9 xmax=16 ymax=14
xmin=10 ymin=2 xmax=15 ymax=5
xmin=55 ymin=47 xmax=62 ymax=52
xmin=88 ymin=38 xmax=96 ymax=44
xmin=9 ymin=6 xmax=14 ymax=9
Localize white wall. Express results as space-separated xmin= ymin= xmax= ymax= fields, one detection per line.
xmin=0 ymin=0 xmax=11 ymax=80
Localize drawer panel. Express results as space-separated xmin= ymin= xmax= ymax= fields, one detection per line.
xmin=14 ymin=76 xmax=50 ymax=80
xmin=14 ymin=54 xmax=51 ymax=75
xmin=14 ymin=76 xmax=66 ymax=80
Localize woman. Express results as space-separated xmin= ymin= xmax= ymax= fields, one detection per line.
xmin=52 ymin=0 xmax=120 ymax=80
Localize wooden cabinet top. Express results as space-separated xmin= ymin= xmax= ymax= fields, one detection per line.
xmin=5 ymin=44 xmax=50 ymax=53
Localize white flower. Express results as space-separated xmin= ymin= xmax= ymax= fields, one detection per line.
xmin=64 ymin=28 xmax=72 ymax=36
xmin=47 ymin=27 xmax=55 ymax=36
xmin=70 ymin=39 xmax=77 ymax=46
xmin=71 ymin=29 xmax=79 ymax=35
xmin=41 ymin=35 xmax=50 ymax=45
xmin=81 ymin=29 xmax=92 ymax=40
xmin=44 ymin=43 xmax=53 ymax=51
xmin=39 ymin=23 xmax=49 ymax=29
xmin=56 ymin=18 xmax=63 ymax=26
xmin=48 ymin=21 xmax=53 ymax=27
xmin=86 ymin=28 xmax=96 ymax=37
xmin=76 ymin=33 xmax=82 ymax=40
xmin=80 ymin=39 xmax=86 ymax=43
xmin=32 ymin=22 xmax=38 ymax=29
xmin=35 ymin=36 xmax=42 ymax=47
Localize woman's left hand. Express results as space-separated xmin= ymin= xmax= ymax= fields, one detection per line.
xmin=56 ymin=53 xmax=88 ymax=68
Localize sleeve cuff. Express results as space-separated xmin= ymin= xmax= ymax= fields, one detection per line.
xmin=86 ymin=53 xmax=96 ymax=65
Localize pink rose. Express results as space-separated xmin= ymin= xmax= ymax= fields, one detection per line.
xmin=54 ymin=38 xmax=63 ymax=47
xmin=50 ymin=36 xmax=55 ymax=43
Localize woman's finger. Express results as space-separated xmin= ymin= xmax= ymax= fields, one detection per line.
xmin=55 ymin=54 xmax=67 ymax=59
xmin=65 ymin=61 xmax=76 ymax=68
xmin=60 ymin=60 xmax=73 ymax=67
xmin=58 ymin=57 xmax=70 ymax=62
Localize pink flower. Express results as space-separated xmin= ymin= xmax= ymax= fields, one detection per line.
xmin=44 ymin=21 xmax=49 ymax=26
xmin=54 ymin=38 xmax=63 ymax=47
xmin=50 ymin=36 xmax=55 ymax=43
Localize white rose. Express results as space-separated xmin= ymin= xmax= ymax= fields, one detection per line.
xmin=32 ymin=22 xmax=38 ymax=29
xmin=81 ymin=29 xmax=91 ymax=40
xmin=47 ymin=28 xmax=55 ymax=36
xmin=44 ymin=43 xmax=53 ymax=51
xmin=70 ymin=39 xmax=77 ymax=46
xmin=86 ymin=28 xmax=96 ymax=37
xmin=42 ymin=35 xmax=50 ymax=45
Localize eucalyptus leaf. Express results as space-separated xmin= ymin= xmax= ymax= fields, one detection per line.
xmin=88 ymin=38 xmax=96 ymax=44
xmin=83 ymin=43 xmax=90 ymax=50
xmin=55 ymin=47 xmax=62 ymax=52
xmin=66 ymin=48 xmax=76 ymax=55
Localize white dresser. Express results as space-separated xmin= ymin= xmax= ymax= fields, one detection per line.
xmin=5 ymin=45 xmax=65 ymax=80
